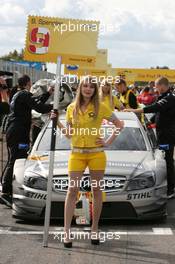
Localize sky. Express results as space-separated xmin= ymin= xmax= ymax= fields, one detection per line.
xmin=0 ymin=0 xmax=175 ymax=73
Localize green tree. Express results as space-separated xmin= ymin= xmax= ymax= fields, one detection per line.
xmin=151 ymin=66 xmax=169 ymax=69
xmin=0 ymin=49 xmax=24 ymax=61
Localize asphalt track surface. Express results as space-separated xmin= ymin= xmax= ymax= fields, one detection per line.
xmin=0 ymin=198 xmax=175 ymax=264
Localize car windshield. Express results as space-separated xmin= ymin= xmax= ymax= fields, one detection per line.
xmin=37 ymin=121 xmax=147 ymax=151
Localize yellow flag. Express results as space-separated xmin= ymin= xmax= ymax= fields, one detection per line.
xmin=24 ymin=16 xmax=99 ymax=66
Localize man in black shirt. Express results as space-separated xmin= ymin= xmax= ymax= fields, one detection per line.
xmin=1 ymin=75 xmax=53 ymax=207
xmin=125 ymin=77 xmax=175 ymax=199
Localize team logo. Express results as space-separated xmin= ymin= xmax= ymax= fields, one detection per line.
xmin=29 ymin=27 xmax=50 ymax=54
xmin=88 ymin=112 xmax=95 ymax=118
xmin=66 ymin=65 xmax=79 ymax=71
xmin=87 ymin=58 xmax=93 ymax=63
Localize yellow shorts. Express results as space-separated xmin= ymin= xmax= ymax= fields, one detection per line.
xmin=68 ymin=151 xmax=106 ymax=172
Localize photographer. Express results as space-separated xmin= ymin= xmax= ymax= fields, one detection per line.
xmin=0 ymin=75 xmax=53 ymax=207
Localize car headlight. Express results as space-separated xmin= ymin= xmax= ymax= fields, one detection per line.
xmin=24 ymin=172 xmax=47 ymax=191
xmin=127 ymin=171 xmax=155 ymax=191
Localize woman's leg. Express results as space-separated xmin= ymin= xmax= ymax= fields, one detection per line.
xmin=90 ymin=170 xmax=104 ymax=235
xmin=64 ymin=171 xmax=83 ymax=242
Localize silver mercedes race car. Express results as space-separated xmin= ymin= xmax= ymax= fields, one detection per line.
xmin=12 ymin=112 xmax=167 ymax=221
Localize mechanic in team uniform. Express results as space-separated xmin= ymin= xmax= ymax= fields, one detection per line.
xmin=125 ymin=77 xmax=175 ymax=199
xmin=0 ymin=75 xmax=53 ymax=207
xmin=115 ymin=79 xmax=138 ymax=109
xmin=99 ymin=80 xmax=124 ymax=111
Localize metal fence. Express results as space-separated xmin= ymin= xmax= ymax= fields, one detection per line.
xmin=0 ymin=60 xmax=55 ymax=85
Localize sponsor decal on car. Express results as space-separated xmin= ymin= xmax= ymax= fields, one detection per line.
xmin=26 ymin=191 xmax=47 ymax=200
xmin=107 ymin=161 xmax=144 ymax=170
xmin=127 ymin=191 xmax=153 ymax=200
xmin=34 ymin=161 xmax=68 ymax=171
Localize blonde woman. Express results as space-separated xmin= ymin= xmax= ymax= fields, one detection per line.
xmin=99 ymin=80 xmax=124 ymax=111
xmin=53 ymin=76 xmax=124 ymax=247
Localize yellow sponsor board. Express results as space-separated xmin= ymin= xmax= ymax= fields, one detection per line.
xmin=115 ymin=68 xmax=175 ymax=83
xmin=64 ymin=49 xmax=108 ymax=76
xmin=94 ymin=49 xmax=108 ymax=69
xmin=64 ymin=67 xmax=107 ymax=77
xmin=24 ymin=16 xmax=99 ymax=66
xmin=107 ymin=65 xmax=116 ymax=78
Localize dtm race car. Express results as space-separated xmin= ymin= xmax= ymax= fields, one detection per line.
xmin=12 ymin=112 xmax=167 ymax=221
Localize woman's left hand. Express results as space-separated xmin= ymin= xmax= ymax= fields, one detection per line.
xmin=96 ymin=137 xmax=107 ymax=147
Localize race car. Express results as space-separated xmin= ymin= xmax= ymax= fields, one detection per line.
xmin=12 ymin=112 xmax=167 ymax=221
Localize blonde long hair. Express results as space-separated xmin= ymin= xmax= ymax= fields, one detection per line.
xmin=99 ymin=80 xmax=114 ymax=108
xmin=73 ymin=76 xmax=100 ymax=120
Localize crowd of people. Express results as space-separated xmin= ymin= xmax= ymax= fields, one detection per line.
xmin=0 ymin=74 xmax=175 ymax=247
